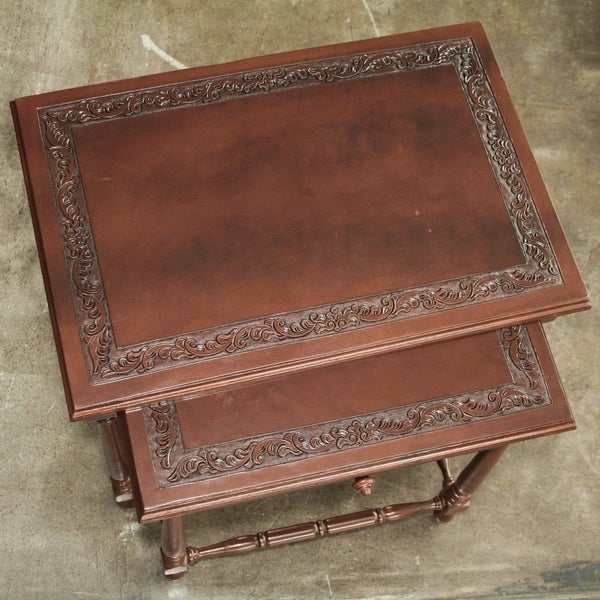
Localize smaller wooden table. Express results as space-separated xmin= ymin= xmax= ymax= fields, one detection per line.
xmin=121 ymin=322 xmax=572 ymax=578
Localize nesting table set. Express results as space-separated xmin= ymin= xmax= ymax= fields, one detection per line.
xmin=12 ymin=22 xmax=590 ymax=580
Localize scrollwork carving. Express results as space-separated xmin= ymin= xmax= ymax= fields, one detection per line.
xmin=142 ymin=325 xmax=550 ymax=486
xmin=149 ymin=402 xmax=178 ymax=469
xmin=39 ymin=38 xmax=562 ymax=380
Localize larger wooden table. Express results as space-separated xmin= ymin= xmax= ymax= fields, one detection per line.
xmin=11 ymin=22 xmax=590 ymax=581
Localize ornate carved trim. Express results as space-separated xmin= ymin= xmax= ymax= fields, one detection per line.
xmin=142 ymin=325 xmax=551 ymax=487
xmin=149 ymin=402 xmax=178 ymax=469
xmin=38 ymin=38 xmax=562 ymax=381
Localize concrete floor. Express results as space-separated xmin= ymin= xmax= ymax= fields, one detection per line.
xmin=1 ymin=1 xmax=599 ymax=599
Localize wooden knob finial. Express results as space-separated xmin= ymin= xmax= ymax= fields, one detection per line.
xmin=353 ymin=475 xmax=375 ymax=496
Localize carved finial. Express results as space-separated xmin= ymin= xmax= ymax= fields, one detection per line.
xmin=353 ymin=475 xmax=375 ymax=496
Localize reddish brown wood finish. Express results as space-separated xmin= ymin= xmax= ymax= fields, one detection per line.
xmin=9 ymin=23 xmax=589 ymax=584
xmin=161 ymin=517 xmax=187 ymax=580
xmin=186 ymin=499 xmax=441 ymax=563
xmin=353 ymin=476 xmax=376 ymax=496
xmin=437 ymin=459 xmax=455 ymax=491
xmin=184 ymin=446 xmax=506 ymax=567
xmin=123 ymin=323 xmax=573 ymax=524
xmin=435 ymin=446 xmax=507 ymax=522
xmin=97 ymin=417 xmax=134 ymax=508
xmin=11 ymin=22 xmax=589 ymax=420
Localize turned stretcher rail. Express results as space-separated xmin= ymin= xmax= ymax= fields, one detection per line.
xmin=187 ymin=498 xmax=443 ymax=563
xmin=185 ymin=448 xmax=506 ymax=566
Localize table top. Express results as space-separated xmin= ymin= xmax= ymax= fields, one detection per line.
xmin=11 ymin=22 xmax=589 ymax=419
xmin=124 ymin=322 xmax=573 ymax=522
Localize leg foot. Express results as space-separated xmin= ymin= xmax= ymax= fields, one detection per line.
xmin=435 ymin=446 xmax=507 ymax=523
xmin=162 ymin=517 xmax=188 ymax=579
xmin=97 ymin=417 xmax=134 ymax=508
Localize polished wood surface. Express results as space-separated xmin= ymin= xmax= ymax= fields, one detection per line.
xmin=10 ymin=22 xmax=589 ymax=583
xmin=183 ymin=447 xmax=507 ymax=567
xmin=176 ymin=331 xmax=510 ymax=448
xmin=161 ymin=516 xmax=188 ymax=580
xmin=72 ymin=65 xmax=521 ymax=344
xmin=97 ymin=416 xmax=134 ymax=508
xmin=124 ymin=322 xmax=573 ymax=523
xmin=11 ymin=22 xmax=590 ymax=419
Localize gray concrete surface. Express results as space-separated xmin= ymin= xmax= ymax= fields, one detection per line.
xmin=1 ymin=1 xmax=598 ymax=599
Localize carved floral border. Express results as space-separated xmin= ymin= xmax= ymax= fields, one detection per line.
xmin=142 ymin=325 xmax=550 ymax=487
xmin=38 ymin=37 xmax=561 ymax=382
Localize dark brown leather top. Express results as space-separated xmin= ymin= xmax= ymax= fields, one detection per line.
xmin=11 ymin=22 xmax=589 ymax=418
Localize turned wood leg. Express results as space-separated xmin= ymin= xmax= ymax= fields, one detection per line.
xmin=97 ymin=417 xmax=134 ymax=508
xmin=437 ymin=458 xmax=455 ymax=490
xmin=162 ymin=517 xmax=188 ymax=579
xmin=435 ymin=445 xmax=507 ymax=523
